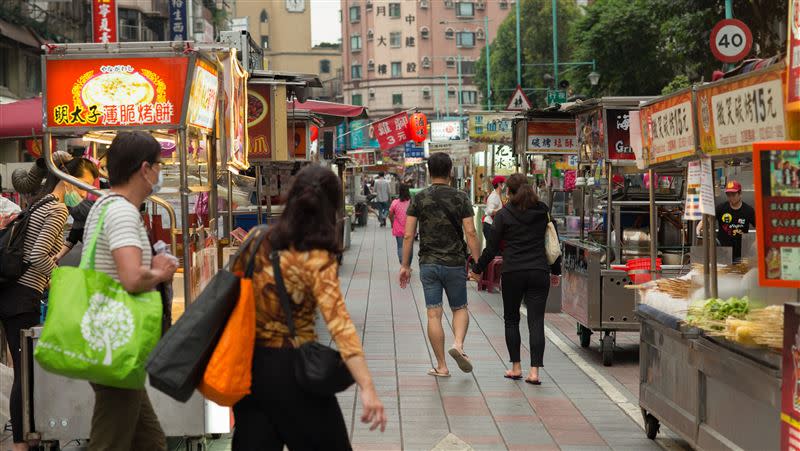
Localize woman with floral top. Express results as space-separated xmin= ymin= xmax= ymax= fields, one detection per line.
xmin=231 ymin=164 xmax=386 ymax=450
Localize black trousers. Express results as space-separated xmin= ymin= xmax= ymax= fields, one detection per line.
xmin=1 ymin=310 xmax=39 ymax=443
xmin=232 ymin=347 xmax=352 ymax=451
xmin=500 ymin=270 xmax=550 ymax=368
xmin=482 ymin=222 xmax=493 ymax=242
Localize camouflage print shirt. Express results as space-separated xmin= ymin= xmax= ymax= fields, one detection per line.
xmin=407 ymin=184 xmax=473 ymax=266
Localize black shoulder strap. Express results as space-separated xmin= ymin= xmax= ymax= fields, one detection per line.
xmin=271 ymin=249 xmax=298 ymax=338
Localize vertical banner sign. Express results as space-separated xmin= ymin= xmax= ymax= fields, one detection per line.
xmin=336 ymin=122 xmax=347 ymax=154
xmin=169 ymin=0 xmax=187 ymax=41
xmin=223 ymin=53 xmax=248 ymax=170
xmin=684 ymin=158 xmax=715 ymax=221
xmin=92 ymin=0 xmax=117 ymax=43
xmin=788 ymin=0 xmax=800 ymax=110
xmin=753 ymin=141 xmax=800 ymax=288
xmin=781 ymin=303 xmax=800 ymax=450
xmin=247 ymin=84 xmax=272 ymax=162
xmin=606 ymin=109 xmax=635 ymax=160
xmin=374 ymin=112 xmax=410 ymax=151
xmin=186 ymin=59 xmax=219 ymax=132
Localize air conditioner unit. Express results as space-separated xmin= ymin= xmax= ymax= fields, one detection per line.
xmin=444 ymin=0 xmax=454 ymax=8
xmin=476 ymin=1 xmax=485 ymax=10
xmin=369 ymin=89 xmax=376 ymax=99
xmin=420 ymin=0 xmax=429 ymax=8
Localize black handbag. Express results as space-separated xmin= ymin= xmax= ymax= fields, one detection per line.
xmin=147 ymin=228 xmax=268 ymax=402
xmin=270 ymin=250 xmax=355 ymax=396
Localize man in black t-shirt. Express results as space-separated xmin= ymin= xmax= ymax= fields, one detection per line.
xmin=715 ymin=180 xmax=756 ymax=262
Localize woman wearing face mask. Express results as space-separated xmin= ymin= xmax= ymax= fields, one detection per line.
xmin=0 ymin=157 xmax=98 ymax=451
xmin=82 ymin=131 xmax=176 ymax=451
xmin=55 ymin=161 xmax=101 ymax=263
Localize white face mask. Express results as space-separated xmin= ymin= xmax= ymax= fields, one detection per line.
xmin=148 ymin=167 xmax=164 ymax=194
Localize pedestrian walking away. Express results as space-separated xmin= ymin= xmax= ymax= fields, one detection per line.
xmin=81 ymin=132 xmax=178 ymax=451
xmin=470 ymin=174 xmax=562 ymax=385
xmin=482 ymin=175 xmax=505 ymax=243
xmin=399 ymin=152 xmax=481 ymax=378
xmin=231 ymin=164 xmax=386 ymax=451
xmin=374 ymin=171 xmax=391 ymax=227
xmin=0 ymin=156 xmax=97 ymax=451
xmin=389 ymin=184 xmax=413 ymax=265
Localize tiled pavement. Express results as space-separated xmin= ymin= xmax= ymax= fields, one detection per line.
xmin=4 ymin=220 xmax=692 ymax=451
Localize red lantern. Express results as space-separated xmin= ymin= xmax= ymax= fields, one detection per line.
xmin=408 ymin=112 xmax=428 ymax=143
xmin=310 ymin=125 xmax=319 ymax=141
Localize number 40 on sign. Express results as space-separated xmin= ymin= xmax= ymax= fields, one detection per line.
xmin=710 ymin=18 xmax=753 ymax=63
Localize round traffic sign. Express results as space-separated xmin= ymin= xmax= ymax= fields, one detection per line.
xmin=710 ymin=18 xmax=753 ymax=63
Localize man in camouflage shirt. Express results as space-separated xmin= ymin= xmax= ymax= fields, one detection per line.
xmin=399 ymin=152 xmax=481 ymax=377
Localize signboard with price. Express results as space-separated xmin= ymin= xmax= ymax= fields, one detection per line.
xmin=696 ymin=64 xmax=787 ymax=157
xmin=374 ymin=113 xmax=411 ymax=151
xmin=640 ymin=89 xmax=697 ymax=166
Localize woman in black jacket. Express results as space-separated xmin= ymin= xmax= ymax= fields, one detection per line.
xmin=470 ymin=173 xmax=561 ymax=385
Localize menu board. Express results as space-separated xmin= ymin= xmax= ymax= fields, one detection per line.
xmin=186 ymin=59 xmax=219 ymax=132
xmin=527 ymin=120 xmax=578 ymax=154
xmin=697 ymin=66 xmax=787 ymax=157
xmin=468 ymin=112 xmax=513 ymax=144
xmin=788 ymin=0 xmax=800 ymax=110
xmin=684 ymin=158 xmax=716 ymax=221
xmin=753 ymin=141 xmax=800 ymax=288
xmin=45 ymin=57 xmax=189 ymax=129
xmin=640 ymin=90 xmax=697 ymax=165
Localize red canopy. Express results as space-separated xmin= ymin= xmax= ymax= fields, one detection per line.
xmin=0 ymin=97 xmax=43 ymax=139
xmin=287 ymin=99 xmax=367 ymax=118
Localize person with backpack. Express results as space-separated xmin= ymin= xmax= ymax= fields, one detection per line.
xmin=0 ymin=157 xmax=98 ymax=451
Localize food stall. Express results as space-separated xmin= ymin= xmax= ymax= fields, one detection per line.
xmin=636 ymin=61 xmax=797 ymax=449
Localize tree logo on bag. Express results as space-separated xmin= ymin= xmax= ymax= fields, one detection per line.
xmin=80 ymin=294 xmax=134 ymax=366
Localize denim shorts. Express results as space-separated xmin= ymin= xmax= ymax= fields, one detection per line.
xmin=419 ymin=264 xmax=468 ymax=311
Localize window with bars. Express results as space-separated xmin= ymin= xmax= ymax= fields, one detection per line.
xmin=391 ymin=62 xmax=402 ymax=78
xmin=351 ymin=64 xmax=362 ymax=79
xmin=350 ymin=35 xmax=362 ymax=51
xmin=459 ymin=60 xmax=475 ymax=75
xmin=456 ymin=32 xmax=475 ymax=48
xmin=389 ymin=3 xmax=401 ymax=17
xmin=349 ymin=6 xmax=360 ymax=23
xmin=461 ymin=90 xmax=478 ymax=104
xmin=456 ymin=2 xmax=474 ymax=17
xmin=390 ymin=32 xmax=401 ymax=47
xmin=392 ymin=93 xmax=403 ymax=105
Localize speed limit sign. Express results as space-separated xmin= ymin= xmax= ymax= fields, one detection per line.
xmin=710 ymin=18 xmax=753 ymax=63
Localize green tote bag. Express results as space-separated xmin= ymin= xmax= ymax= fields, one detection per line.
xmin=34 ymin=200 xmax=163 ymax=389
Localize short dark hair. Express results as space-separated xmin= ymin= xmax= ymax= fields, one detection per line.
xmin=107 ymin=131 xmax=161 ymax=186
xmin=399 ymin=184 xmax=411 ymax=201
xmin=378 ymin=171 xmax=385 ymax=177
xmin=33 ymin=158 xmax=100 ymax=203
xmin=427 ymin=153 xmax=452 ymax=179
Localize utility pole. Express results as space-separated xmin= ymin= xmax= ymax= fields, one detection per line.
xmin=725 ymin=0 xmax=733 ymax=19
xmin=445 ymin=72 xmax=450 ymax=117
xmin=457 ymin=55 xmax=463 ymax=116
xmin=515 ymin=0 xmax=521 ymax=86
xmin=552 ymin=0 xmax=558 ymax=88
xmin=485 ymin=15 xmax=492 ymax=110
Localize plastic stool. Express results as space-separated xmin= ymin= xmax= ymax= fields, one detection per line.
xmin=479 ymin=257 xmax=503 ymax=293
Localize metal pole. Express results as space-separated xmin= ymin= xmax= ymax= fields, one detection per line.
xmin=725 ymin=0 xmax=733 ymax=19
xmin=605 ymin=161 xmax=613 ymax=267
xmin=226 ymin=170 xmax=234 ymax=237
xmin=485 ymin=15 xmax=492 ymax=110
xmin=703 ymin=216 xmax=711 ymax=298
xmin=552 ymin=0 xmax=559 ymax=88
xmin=515 ymin=0 xmax=521 ymax=86
xmin=255 ymin=164 xmax=263 ymax=225
xmin=648 ymin=168 xmax=658 ymax=277
xmin=178 ymin=128 xmax=192 ymax=304
xmin=435 ymin=85 xmax=440 ymax=119
xmin=445 ymin=73 xmax=450 ymax=117
xmin=457 ymin=55 xmax=463 ymax=116
xmin=709 ymin=169 xmax=719 ymax=299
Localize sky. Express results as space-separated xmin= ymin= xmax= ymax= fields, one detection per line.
xmin=311 ymin=0 xmax=342 ymax=45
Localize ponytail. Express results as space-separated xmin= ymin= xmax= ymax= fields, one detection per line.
xmin=506 ymin=173 xmax=539 ymax=210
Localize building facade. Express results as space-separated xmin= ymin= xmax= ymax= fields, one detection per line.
xmin=234 ymin=0 xmax=343 ymax=101
xmin=342 ymin=0 xmax=511 ymax=116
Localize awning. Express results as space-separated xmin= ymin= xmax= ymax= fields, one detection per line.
xmin=287 ymin=99 xmax=367 ymax=119
xmin=0 ymin=97 xmax=42 ymax=139
xmin=0 ymin=19 xmax=42 ymax=49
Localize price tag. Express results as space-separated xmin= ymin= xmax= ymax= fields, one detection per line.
xmin=710 ymin=18 xmax=753 ymax=63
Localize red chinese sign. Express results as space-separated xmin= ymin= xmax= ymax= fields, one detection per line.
xmin=247 ymin=84 xmax=272 ymax=162
xmin=789 ymin=0 xmax=800 ymax=110
xmin=374 ymin=112 xmax=410 ymax=151
xmin=45 ymin=57 xmax=189 ymax=129
xmin=606 ymin=109 xmax=635 ymax=160
xmin=92 ymin=0 xmax=117 ymax=44
xmin=754 ymin=141 xmax=800 ymax=288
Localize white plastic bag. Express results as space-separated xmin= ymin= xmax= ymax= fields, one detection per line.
xmin=0 ymin=362 xmax=12 ymax=426
xmin=545 ymin=213 xmax=561 ymax=265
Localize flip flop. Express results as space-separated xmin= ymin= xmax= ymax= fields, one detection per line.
xmin=504 ymin=373 xmax=523 ymax=380
xmin=448 ymin=347 xmax=474 ymax=373
xmin=525 ymin=379 xmax=542 ymax=385
xmin=427 ymin=368 xmax=451 ymax=378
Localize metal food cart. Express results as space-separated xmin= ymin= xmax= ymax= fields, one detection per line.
xmin=637 ymin=63 xmax=791 ymax=448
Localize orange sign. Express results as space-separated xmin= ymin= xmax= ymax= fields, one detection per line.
xmin=640 ymin=90 xmax=697 ymax=165
xmin=696 ymin=65 xmax=787 ymax=157
xmin=45 ymin=57 xmax=189 ymax=129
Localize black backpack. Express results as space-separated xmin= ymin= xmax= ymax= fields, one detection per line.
xmin=0 ymin=198 xmax=53 ymax=284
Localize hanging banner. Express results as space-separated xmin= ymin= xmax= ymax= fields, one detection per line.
xmin=92 ymin=0 xmax=118 ymax=43
xmin=684 ymin=158 xmax=714 ymax=221
xmin=697 ymin=65 xmax=787 ymax=157
xmin=640 ymin=89 xmax=697 ymax=166
xmin=45 ymin=57 xmax=189 ymax=129
xmin=222 ymin=53 xmax=248 ymax=170
xmin=349 ymin=119 xmax=379 ymax=148
xmin=788 ymin=0 xmax=800 ymax=110
xmin=468 ymin=112 xmax=513 ymax=144
xmin=528 ymin=120 xmax=578 ymax=154
xmin=374 ymin=112 xmax=410 ymax=151
xmin=169 ymin=0 xmax=188 ymax=41
xmin=606 ymin=109 xmax=635 ymax=160
xmin=754 ymin=141 xmax=800 ymax=288
xmin=247 ymin=84 xmax=272 ymax=161
xmin=186 ymin=59 xmax=219 ymax=132
xmin=336 ymin=122 xmax=347 ymax=153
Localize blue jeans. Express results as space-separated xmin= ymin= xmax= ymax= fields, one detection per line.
xmin=419 ymin=264 xmax=468 ymax=311
xmin=377 ymin=201 xmax=389 ymax=224
xmin=396 ymin=236 xmax=413 ymax=265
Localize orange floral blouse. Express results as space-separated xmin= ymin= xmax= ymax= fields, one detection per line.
xmin=234 ymin=242 xmax=364 ymax=360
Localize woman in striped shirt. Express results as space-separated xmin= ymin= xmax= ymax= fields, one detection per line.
xmin=1 ymin=157 xmax=97 ymax=451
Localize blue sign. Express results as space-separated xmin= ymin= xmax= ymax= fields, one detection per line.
xmin=169 ymin=0 xmax=187 ymax=41
xmin=349 ymin=119 xmax=379 ymax=149
xmin=404 ymin=141 xmax=424 ymax=158
xmin=336 ymin=123 xmax=346 ymax=154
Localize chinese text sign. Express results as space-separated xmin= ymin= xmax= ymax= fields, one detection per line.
xmin=374 ymin=112 xmax=410 ymax=151
xmin=92 ymin=0 xmax=117 ymax=44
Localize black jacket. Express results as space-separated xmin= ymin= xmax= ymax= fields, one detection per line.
xmin=473 ymin=201 xmax=561 ymax=275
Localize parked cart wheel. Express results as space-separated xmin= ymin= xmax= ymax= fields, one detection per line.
xmin=601 ymin=330 xmax=615 ymax=366
xmin=578 ymin=324 xmax=592 ymax=348
xmin=644 ymin=413 xmax=660 ymax=440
